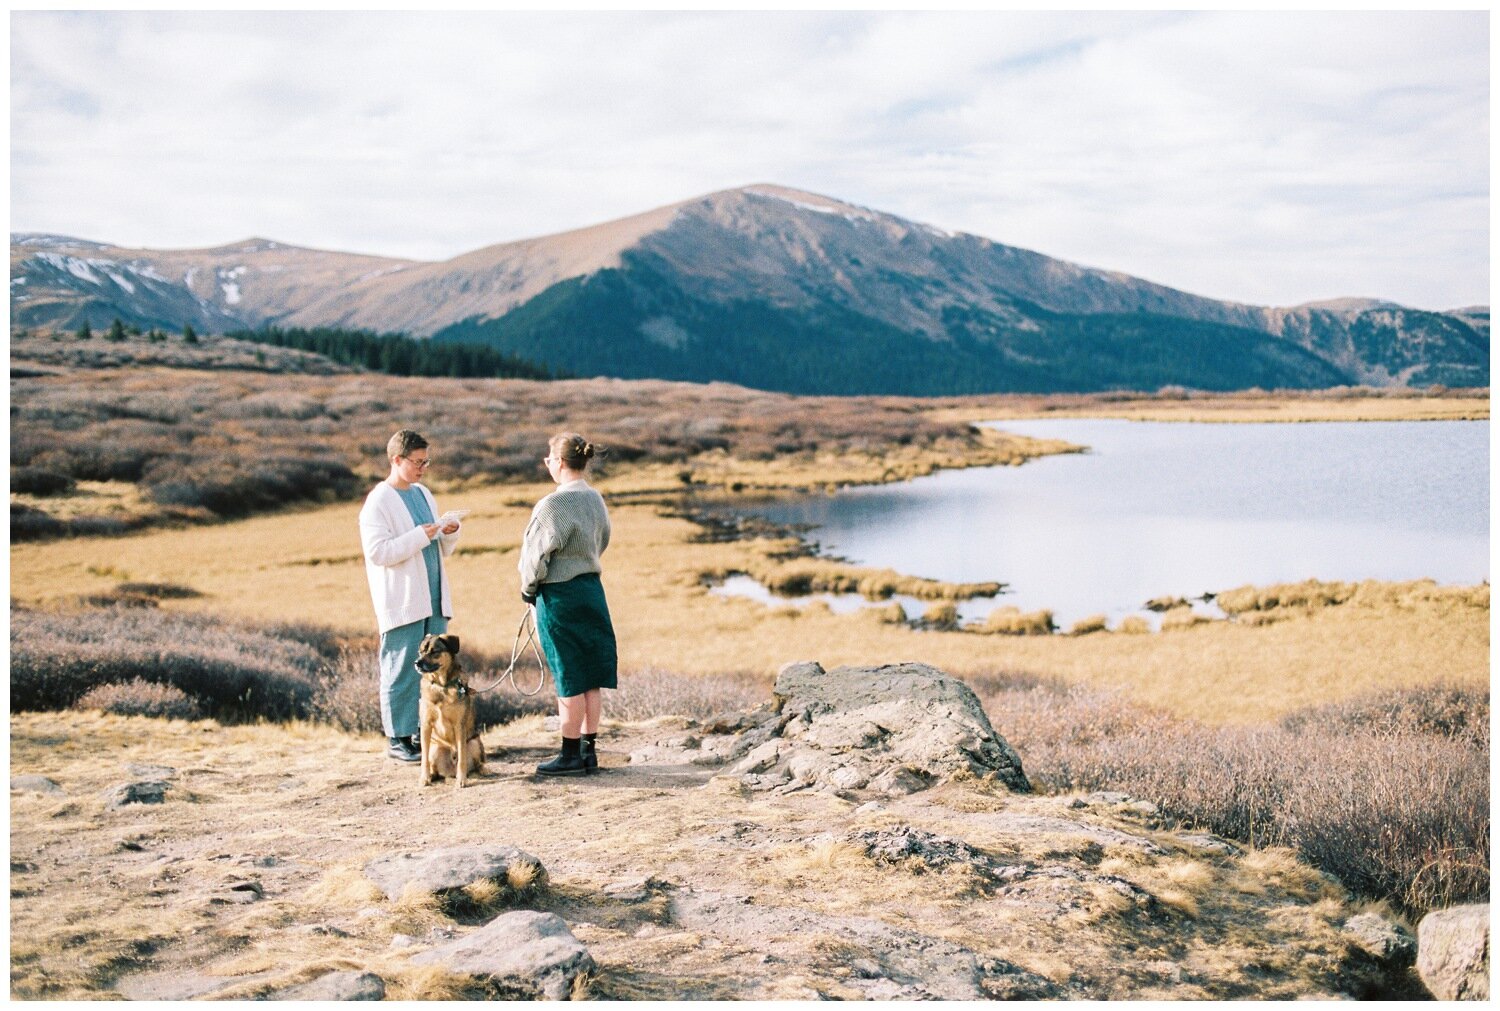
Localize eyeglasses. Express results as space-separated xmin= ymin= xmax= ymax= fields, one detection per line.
xmin=402 ymin=456 xmax=432 ymax=470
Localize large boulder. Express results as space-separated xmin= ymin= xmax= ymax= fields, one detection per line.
xmin=1417 ymin=903 xmax=1489 ymax=1000
xmin=363 ymin=845 xmax=545 ymax=902
xmin=726 ymin=661 xmax=1029 ymax=796
xmin=410 ymin=910 xmax=594 ymax=1000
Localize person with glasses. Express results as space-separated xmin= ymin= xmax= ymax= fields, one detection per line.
xmin=519 ymin=432 xmax=618 ymax=775
xmin=359 ymin=429 xmax=462 ymax=762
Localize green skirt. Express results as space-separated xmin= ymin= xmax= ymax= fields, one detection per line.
xmin=535 ymin=572 xmax=618 ymax=698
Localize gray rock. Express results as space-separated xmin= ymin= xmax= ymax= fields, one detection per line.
xmin=1176 ymin=833 xmax=1241 ymax=857
xmin=269 ymin=970 xmax=385 ymax=1001
xmin=102 ymin=780 xmax=171 ymax=809
xmin=411 ymin=910 xmax=595 ymax=1000
xmin=11 ymin=775 xmax=63 ymax=795
xmin=1417 ymin=903 xmax=1489 ymax=1000
xmin=602 ymin=875 xmax=671 ymax=902
xmin=363 ymin=845 xmax=546 ymax=902
xmin=1343 ymin=912 xmax=1416 ymax=967
xmin=1081 ymin=791 xmax=1132 ymax=805
xmin=723 ymin=660 xmax=1030 ymax=796
xmin=213 ymin=880 xmax=263 ymax=904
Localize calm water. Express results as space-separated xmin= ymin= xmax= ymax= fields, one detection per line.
xmin=718 ymin=419 xmax=1489 ymax=628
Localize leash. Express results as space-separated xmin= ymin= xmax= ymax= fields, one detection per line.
xmin=468 ymin=606 xmax=549 ymax=697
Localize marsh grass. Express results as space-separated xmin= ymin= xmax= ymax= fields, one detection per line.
xmin=10 ymin=355 xmax=1070 ymax=538
xmin=982 ymin=674 xmax=1489 ymax=917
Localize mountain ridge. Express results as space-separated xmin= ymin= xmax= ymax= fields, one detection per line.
xmin=11 ymin=185 xmax=1488 ymax=394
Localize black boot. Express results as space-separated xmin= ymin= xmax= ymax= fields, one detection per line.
xmin=582 ymin=733 xmax=599 ymax=773
xmin=387 ymin=736 xmax=420 ymax=763
xmin=536 ymin=736 xmax=586 ymax=776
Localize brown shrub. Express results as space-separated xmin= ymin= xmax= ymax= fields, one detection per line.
xmin=978 ymin=677 xmax=1489 ymax=918
xmin=77 ymin=679 xmax=204 ymax=720
xmin=606 ymin=668 xmax=766 ymax=722
xmin=10 ymin=604 xmax=325 ymax=720
xmin=11 ymin=467 xmax=76 ymax=496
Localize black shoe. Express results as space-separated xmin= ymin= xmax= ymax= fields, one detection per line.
xmin=387 ymin=736 xmax=420 ymax=763
xmin=537 ymin=737 xmax=587 ymax=776
xmin=581 ymin=736 xmax=599 ymax=773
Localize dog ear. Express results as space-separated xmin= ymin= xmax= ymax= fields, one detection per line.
xmin=441 ymin=634 xmax=461 ymax=655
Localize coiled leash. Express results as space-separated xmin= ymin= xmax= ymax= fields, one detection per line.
xmin=467 ymin=606 xmax=549 ymax=697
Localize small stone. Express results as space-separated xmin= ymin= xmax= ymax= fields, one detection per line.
xmin=390 ymin=934 xmax=417 ymax=949
xmin=11 ymin=775 xmax=63 ymax=795
xmin=102 ymin=780 xmax=171 ymax=809
xmin=214 ymin=880 xmax=263 ymax=904
xmin=1121 ymin=800 xmax=1160 ymax=817
xmin=1343 ymin=913 xmax=1416 ymax=967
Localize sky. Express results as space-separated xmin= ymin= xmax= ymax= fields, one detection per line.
xmin=9 ymin=10 xmax=1490 ymax=310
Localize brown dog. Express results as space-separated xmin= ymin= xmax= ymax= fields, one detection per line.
xmin=415 ymin=634 xmax=484 ymax=788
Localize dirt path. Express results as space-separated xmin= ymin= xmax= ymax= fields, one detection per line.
xmin=11 ymin=710 xmax=1405 ymax=1000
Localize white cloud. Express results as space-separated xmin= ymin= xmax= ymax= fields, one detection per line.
xmin=9 ymin=10 xmax=1487 ymax=309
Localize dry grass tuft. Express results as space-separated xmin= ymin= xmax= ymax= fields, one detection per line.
xmin=1159 ymin=607 xmax=1211 ymax=632
xmin=1068 ymin=614 xmax=1109 ymax=636
xmin=1116 ymin=616 xmax=1151 ymax=634
xmin=923 ymin=602 xmax=959 ymax=629
xmin=386 ymin=964 xmax=476 ymax=1001
xmin=981 ymin=606 xmax=1056 ymax=635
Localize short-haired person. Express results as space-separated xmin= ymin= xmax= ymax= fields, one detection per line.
xmin=359 ymin=429 xmax=461 ymax=762
xmin=518 ymin=433 xmax=618 ymax=776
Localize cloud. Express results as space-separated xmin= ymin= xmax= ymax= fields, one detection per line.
xmin=9 ymin=10 xmax=1487 ymax=309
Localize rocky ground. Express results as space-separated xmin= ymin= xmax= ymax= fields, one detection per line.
xmin=10 ymin=662 xmax=1434 ymax=1000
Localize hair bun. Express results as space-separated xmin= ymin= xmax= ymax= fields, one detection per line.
xmin=582 ymin=442 xmax=596 ymax=459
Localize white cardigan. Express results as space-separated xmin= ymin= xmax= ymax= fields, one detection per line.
xmin=359 ymin=481 xmax=459 ymax=634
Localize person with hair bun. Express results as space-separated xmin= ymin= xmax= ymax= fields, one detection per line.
xmin=518 ymin=432 xmax=618 ymax=775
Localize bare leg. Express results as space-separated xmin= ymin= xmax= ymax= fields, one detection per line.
xmin=558 ymin=694 xmax=586 ymax=738
xmin=582 ymin=689 xmax=602 ymax=734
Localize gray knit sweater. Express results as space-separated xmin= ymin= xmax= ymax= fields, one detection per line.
xmin=518 ymin=479 xmax=611 ymax=597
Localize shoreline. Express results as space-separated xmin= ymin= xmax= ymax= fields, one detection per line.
xmin=929 ymin=390 xmax=1488 ymax=426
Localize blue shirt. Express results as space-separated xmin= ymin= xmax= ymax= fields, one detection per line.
xmin=395 ymin=485 xmax=443 ymax=608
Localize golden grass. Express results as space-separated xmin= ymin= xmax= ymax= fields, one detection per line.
xmin=9 ymin=479 xmax=1487 ymax=724
xmin=1067 ymin=614 xmax=1109 ymax=636
xmin=981 ymin=606 xmax=1057 ymax=636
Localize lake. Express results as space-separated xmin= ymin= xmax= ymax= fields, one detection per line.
xmin=714 ymin=418 xmax=1489 ymax=628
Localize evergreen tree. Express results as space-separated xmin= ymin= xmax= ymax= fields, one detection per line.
xmin=77 ymin=320 xmax=93 ymax=340
xmin=182 ymin=323 xmax=198 ymax=344
xmin=107 ymin=318 xmax=127 ymax=342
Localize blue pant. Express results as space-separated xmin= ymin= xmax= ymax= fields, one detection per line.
xmin=379 ymin=613 xmax=448 ymax=738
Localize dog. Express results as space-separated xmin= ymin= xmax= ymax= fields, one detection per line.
xmin=415 ymin=634 xmax=485 ymax=788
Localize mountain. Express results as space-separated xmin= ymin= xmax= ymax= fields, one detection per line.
xmin=10 ymin=186 xmax=1488 ymax=394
